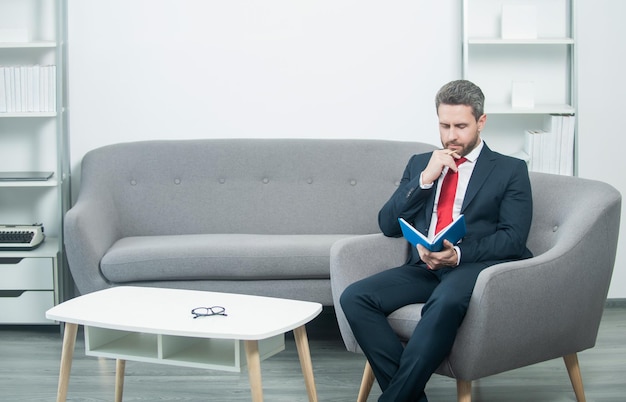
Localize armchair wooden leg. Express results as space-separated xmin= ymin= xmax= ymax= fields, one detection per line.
xmin=357 ymin=360 xmax=375 ymax=402
xmin=564 ymin=353 xmax=586 ymax=402
xmin=456 ymin=379 xmax=472 ymax=402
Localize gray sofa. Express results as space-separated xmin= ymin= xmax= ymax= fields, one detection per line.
xmin=64 ymin=138 xmax=437 ymax=304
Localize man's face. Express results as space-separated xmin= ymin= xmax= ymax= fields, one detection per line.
xmin=437 ymin=104 xmax=486 ymax=157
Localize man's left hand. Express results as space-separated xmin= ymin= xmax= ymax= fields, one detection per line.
xmin=417 ymin=240 xmax=458 ymax=270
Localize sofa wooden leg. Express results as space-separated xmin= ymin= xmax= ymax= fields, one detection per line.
xmin=357 ymin=360 xmax=375 ymax=402
xmin=564 ymin=353 xmax=586 ymax=402
xmin=456 ymin=379 xmax=471 ymax=402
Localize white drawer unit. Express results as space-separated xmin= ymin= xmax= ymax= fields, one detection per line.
xmin=0 ymin=240 xmax=60 ymax=324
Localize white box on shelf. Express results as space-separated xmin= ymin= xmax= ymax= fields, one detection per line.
xmin=0 ymin=29 xmax=29 ymax=42
xmin=511 ymin=81 xmax=535 ymax=109
xmin=501 ymin=5 xmax=537 ymax=39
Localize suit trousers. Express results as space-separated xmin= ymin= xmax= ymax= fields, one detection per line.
xmin=340 ymin=261 xmax=490 ymax=402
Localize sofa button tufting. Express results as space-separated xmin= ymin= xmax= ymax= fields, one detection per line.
xmin=262 ymin=178 xmax=270 ymax=184
xmin=174 ymin=178 xmax=181 ymax=184
xmin=553 ymin=225 xmax=559 ymax=232
xmin=394 ymin=180 xmax=400 ymax=186
xmin=350 ymin=179 xmax=357 ymax=186
xmin=218 ymin=178 xmax=226 ymax=184
xmin=130 ymin=179 xmax=137 ymax=186
xmin=307 ymin=178 xmax=313 ymax=184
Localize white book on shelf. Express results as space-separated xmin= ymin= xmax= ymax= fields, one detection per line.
xmin=545 ymin=128 xmax=559 ymax=174
xmin=0 ymin=67 xmax=6 ymax=113
xmin=48 ymin=65 xmax=56 ymax=112
xmin=538 ymin=129 xmax=548 ymax=173
xmin=26 ymin=66 xmax=34 ymax=112
xmin=566 ymin=115 xmax=576 ymax=175
xmin=5 ymin=66 xmax=15 ymax=112
xmin=524 ymin=129 xmax=534 ymax=171
xmin=524 ymin=129 xmax=545 ymax=172
xmin=557 ymin=116 xmax=568 ymax=175
xmin=501 ymin=4 xmax=537 ymax=40
xmin=14 ymin=66 xmax=23 ymax=113
xmin=41 ymin=66 xmax=49 ymax=113
xmin=559 ymin=115 xmax=575 ymax=175
xmin=544 ymin=115 xmax=560 ymax=174
xmin=32 ymin=65 xmax=40 ymax=112
xmin=10 ymin=66 xmax=18 ymax=113
xmin=20 ymin=66 xmax=28 ymax=112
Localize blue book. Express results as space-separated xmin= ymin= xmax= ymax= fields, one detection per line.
xmin=398 ymin=215 xmax=466 ymax=252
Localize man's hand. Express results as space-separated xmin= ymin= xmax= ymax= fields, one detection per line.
xmin=417 ymin=240 xmax=458 ymax=270
xmin=421 ymin=149 xmax=462 ymax=185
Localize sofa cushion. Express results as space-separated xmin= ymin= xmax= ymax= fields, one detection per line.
xmin=101 ymin=234 xmax=354 ymax=283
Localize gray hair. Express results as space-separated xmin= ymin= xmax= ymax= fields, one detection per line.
xmin=435 ymin=80 xmax=485 ymax=121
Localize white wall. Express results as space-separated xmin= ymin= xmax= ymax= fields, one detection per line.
xmin=67 ymin=1 xmax=460 ymax=171
xmin=66 ymin=1 xmax=626 ymax=298
xmin=577 ymin=0 xmax=626 ymax=299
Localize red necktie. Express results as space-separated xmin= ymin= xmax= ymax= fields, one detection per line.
xmin=435 ymin=157 xmax=467 ymax=234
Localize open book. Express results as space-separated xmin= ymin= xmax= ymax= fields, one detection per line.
xmin=398 ymin=215 xmax=466 ymax=252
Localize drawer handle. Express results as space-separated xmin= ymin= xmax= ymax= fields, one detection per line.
xmin=0 ymin=290 xmax=26 ymax=298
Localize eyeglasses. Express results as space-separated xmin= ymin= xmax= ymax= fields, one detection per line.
xmin=191 ymin=306 xmax=227 ymax=319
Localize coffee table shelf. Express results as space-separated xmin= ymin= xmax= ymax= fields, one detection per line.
xmin=85 ymin=327 xmax=285 ymax=371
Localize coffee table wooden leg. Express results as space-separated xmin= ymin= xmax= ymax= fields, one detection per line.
xmin=56 ymin=323 xmax=78 ymax=402
xmin=115 ymin=359 xmax=126 ymax=402
xmin=244 ymin=340 xmax=264 ymax=402
xmin=294 ymin=325 xmax=318 ymax=402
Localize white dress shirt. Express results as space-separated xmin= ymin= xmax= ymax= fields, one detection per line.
xmin=420 ymin=140 xmax=484 ymax=264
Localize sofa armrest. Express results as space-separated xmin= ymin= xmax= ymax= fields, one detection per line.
xmin=64 ymin=194 xmax=122 ymax=294
xmin=330 ymin=233 xmax=410 ymax=352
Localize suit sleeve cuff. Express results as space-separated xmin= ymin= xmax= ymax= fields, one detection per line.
xmin=420 ymin=172 xmax=434 ymax=189
xmin=454 ymin=246 xmax=461 ymax=266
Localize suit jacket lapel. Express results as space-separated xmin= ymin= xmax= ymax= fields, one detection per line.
xmin=462 ymin=144 xmax=498 ymax=211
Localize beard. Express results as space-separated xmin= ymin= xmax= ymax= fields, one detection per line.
xmin=444 ymin=131 xmax=480 ymax=157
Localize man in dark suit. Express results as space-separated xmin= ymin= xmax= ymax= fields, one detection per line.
xmin=340 ymin=80 xmax=533 ymax=402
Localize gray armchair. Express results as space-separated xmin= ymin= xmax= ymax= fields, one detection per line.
xmin=330 ymin=172 xmax=621 ymax=402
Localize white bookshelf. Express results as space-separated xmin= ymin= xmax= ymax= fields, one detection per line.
xmin=462 ymin=0 xmax=576 ymax=174
xmin=0 ymin=0 xmax=67 ymax=324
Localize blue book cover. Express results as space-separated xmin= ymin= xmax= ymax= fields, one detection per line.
xmin=398 ymin=215 xmax=466 ymax=252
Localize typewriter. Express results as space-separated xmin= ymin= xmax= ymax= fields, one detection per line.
xmin=0 ymin=224 xmax=45 ymax=250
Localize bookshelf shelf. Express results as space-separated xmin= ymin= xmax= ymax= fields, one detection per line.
xmin=84 ymin=327 xmax=285 ymax=372
xmin=0 ymin=112 xmax=57 ymax=118
xmin=469 ymin=38 xmax=574 ymax=45
xmin=487 ymin=104 xmax=575 ymax=115
xmin=0 ymin=41 xmax=57 ymax=49
xmin=0 ymin=178 xmax=59 ymax=188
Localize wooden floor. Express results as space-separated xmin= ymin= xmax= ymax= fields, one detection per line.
xmin=1 ymin=306 xmax=625 ymax=402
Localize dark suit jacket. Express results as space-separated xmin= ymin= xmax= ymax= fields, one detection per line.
xmin=378 ymin=143 xmax=533 ymax=266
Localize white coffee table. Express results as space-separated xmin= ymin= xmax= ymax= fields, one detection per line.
xmin=46 ymin=286 xmax=322 ymax=402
